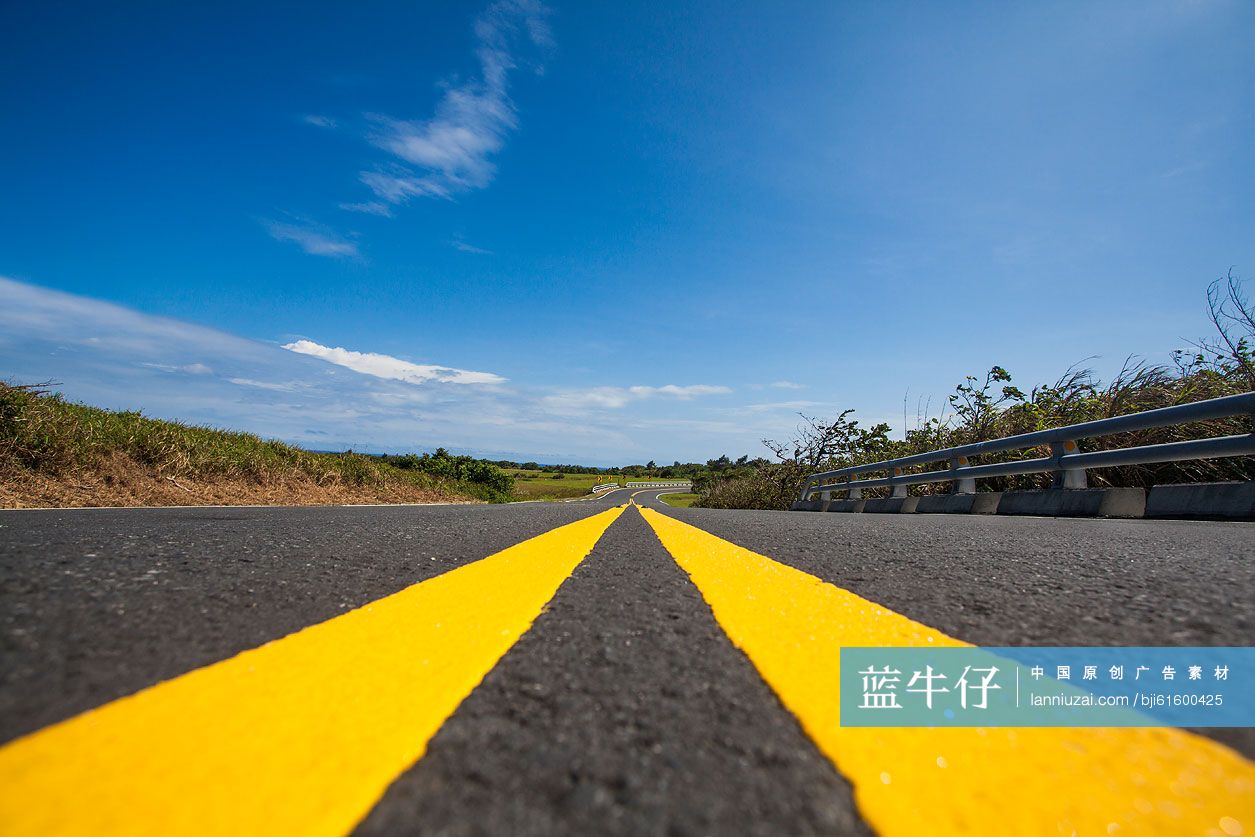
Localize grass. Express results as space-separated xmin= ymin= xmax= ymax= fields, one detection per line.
xmin=505 ymin=469 xmax=618 ymax=500
xmin=505 ymin=470 xmax=689 ymax=501
xmin=0 ymin=383 xmax=489 ymax=506
xmin=658 ymin=492 xmax=699 ymax=508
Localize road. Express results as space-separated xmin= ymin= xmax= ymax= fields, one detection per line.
xmin=0 ymin=489 xmax=1252 ymax=835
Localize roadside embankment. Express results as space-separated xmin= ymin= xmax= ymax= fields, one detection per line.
xmin=0 ymin=384 xmax=481 ymax=508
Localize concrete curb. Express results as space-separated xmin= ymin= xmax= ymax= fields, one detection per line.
xmin=996 ymin=488 xmax=1146 ymax=518
xmin=1145 ymin=482 xmax=1255 ymax=520
xmin=790 ymin=500 xmax=822 ymax=512
xmin=863 ymin=497 xmax=918 ymax=514
xmin=823 ymin=499 xmax=866 ymax=513
xmin=915 ymin=493 xmax=1002 ymax=515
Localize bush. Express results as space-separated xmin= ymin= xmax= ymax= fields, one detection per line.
xmin=697 ymin=274 xmax=1255 ymax=509
xmin=381 ymin=448 xmax=514 ymax=501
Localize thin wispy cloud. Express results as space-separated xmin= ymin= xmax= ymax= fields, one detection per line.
xmin=725 ymin=400 xmax=824 ymax=415
xmin=338 ymin=201 xmax=393 ymax=217
xmin=770 ymin=380 xmax=804 ymax=389
xmin=264 ymin=221 xmax=359 ymax=258
xmin=542 ymin=384 xmax=732 ymax=412
xmin=358 ymin=0 xmax=551 ymax=208
xmin=143 ymin=362 xmax=214 ymax=375
xmin=227 ymin=377 xmax=303 ymax=393
xmin=452 ymin=238 xmax=493 ymax=255
xmin=268 ymin=2 xmax=551 ymax=260
xmin=631 ymin=385 xmax=731 ymax=399
xmin=283 ymin=339 xmax=506 ymax=385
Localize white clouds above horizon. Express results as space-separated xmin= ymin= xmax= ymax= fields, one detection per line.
xmin=0 ymin=275 xmax=799 ymax=463
xmin=281 ymin=339 xmax=507 ymax=386
xmin=542 ymin=383 xmax=732 ymax=413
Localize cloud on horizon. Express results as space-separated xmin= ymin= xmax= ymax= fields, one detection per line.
xmin=0 ymin=276 xmax=771 ymax=463
xmin=541 ymin=384 xmax=732 ymax=413
xmin=282 ymin=339 xmax=507 ymax=385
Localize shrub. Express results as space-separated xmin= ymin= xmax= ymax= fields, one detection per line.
xmin=697 ymin=274 xmax=1255 ymax=509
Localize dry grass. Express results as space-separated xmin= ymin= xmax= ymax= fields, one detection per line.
xmin=0 ymin=383 xmax=480 ymax=508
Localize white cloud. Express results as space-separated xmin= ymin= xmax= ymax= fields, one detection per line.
xmin=143 ymin=362 xmax=214 ymax=375
xmin=264 ymin=221 xmax=359 ymax=258
xmin=358 ymin=0 xmax=551 ymax=206
xmin=302 ymin=114 xmax=338 ymax=129
xmin=726 ymin=400 xmax=825 ymax=415
xmin=0 ymin=276 xmax=780 ymax=464
xmin=338 ymin=201 xmax=393 ymax=217
xmin=227 ymin=377 xmax=303 ymax=393
xmin=542 ymin=383 xmax=731 ymax=412
xmin=282 ymin=339 xmax=506 ymax=385
xmin=770 ymin=380 xmax=804 ymax=389
xmin=359 ymin=169 xmax=451 ymax=203
xmin=628 ymin=384 xmax=732 ymax=399
xmin=452 ymin=239 xmax=493 ymax=255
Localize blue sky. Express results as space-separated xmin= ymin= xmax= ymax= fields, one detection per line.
xmin=2 ymin=0 xmax=1252 ymax=464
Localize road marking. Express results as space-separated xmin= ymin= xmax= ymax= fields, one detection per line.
xmin=0 ymin=504 xmax=626 ymax=836
xmin=638 ymin=506 xmax=1255 ymax=836
xmin=629 ymin=488 xmax=686 ymax=500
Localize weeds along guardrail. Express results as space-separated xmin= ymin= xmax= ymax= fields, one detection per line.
xmin=797 ymin=392 xmax=1255 ymax=516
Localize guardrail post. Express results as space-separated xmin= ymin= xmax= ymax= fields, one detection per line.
xmin=889 ymin=467 xmax=908 ymax=498
xmin=1050 ymin=440 xmax=1087 ymax=489
xmin=950 ymin=455 xmax=976 ymax=494
xmin=847 ymin=479 xmax=862 ymax=500
xmin=799 ymin=478 xmax=813 ymax=501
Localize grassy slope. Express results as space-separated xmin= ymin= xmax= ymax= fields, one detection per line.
xmin=0 ymin=384 xmax=485 ymax=508
xmin=659 ymin=492 xmax=699 ymax=508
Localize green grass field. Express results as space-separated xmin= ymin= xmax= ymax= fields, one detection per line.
xmin=506 ymin=470 xmax=689 ymax=501
xmin=658 ymin=492 xmax=699 ymax=508
xmin=505 ymin=470 xmax=619 ymax=500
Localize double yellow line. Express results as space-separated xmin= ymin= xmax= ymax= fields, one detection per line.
xmin=638 ymin=506 xmax=1254 ymax=836
xmin=2 ymin=501 xmax=1251 ymax=835
xmin=0 ymin=506 xmax=627 ymax=836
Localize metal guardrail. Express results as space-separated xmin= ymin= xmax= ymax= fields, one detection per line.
xmin=625 ymin=481 xmax=692 ymax=489
xmin=799 ymin=392 xmax=1255 ymax=501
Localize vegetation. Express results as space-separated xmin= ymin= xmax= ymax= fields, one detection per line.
xmin=489 ymin=458 xmax=708 ymax=481
xmin=507 ymin=469 xmax=618 ymax=500
xmin=697 ymin=272 xmax=1255 ymax=510
xmin=0 ymin=385 xmax=496 ymax=506
xmin=12 ymin=273 xmax=1246 ymax=510
xmin=381 ymin=449 xmax=514 ymax=501
xmin=659 ymin=492 xmax=699 ymax=508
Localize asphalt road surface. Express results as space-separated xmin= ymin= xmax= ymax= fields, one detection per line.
xmin=1 ymin=488 xmax=1252 ymax=835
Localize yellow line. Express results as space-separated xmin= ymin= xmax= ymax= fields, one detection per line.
xmin=638 ymin=506 xmax=1255 ymax=836
xmin=0 ymin=504 xmax=626 ymax=836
